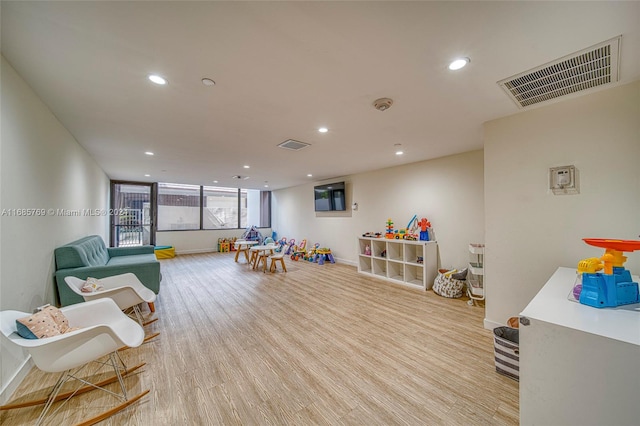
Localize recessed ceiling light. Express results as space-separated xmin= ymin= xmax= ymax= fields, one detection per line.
xmin=145 ymin=151 xmax=154 ymax=156
xmin=213 ymin=180 xmax=218 ymax=183
xmin=307 ymin=174 xmax=313 ymax=177
xmin=148 ymin=74 xmax=167 ymax=85
xmin=243 ymin=165 xmax=250 ymax=169
xmin=395 ymin=150 xmax=404 ymax=156
xmin=264 ymin=184 xmax=269 ymax=188
xmin=144 ymin=174 xmax=151 ymax=177
xmin=448 ymin=57 xmax=470 ymax=70
xmin=318 ymin=127 xmax=328 ymax=133
xmin=201 ymin=78 xmax=216 ymax=86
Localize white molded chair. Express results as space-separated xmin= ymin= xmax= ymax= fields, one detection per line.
xmin=268 ymin=245 xmax=289 ymax=273
xmin=253 ymin=243 xmax=277 ymax=272
xmin=0 ymin=298 xmax=147 ymax=425
xmin=65 ymin=273 xmax=156 ymax=326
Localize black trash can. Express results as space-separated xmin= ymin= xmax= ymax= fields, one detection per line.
xmin=493 ymin=326 xmax=519 ymax=381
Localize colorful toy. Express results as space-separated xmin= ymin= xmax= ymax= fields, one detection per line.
xmin=362 ymin=232 xmax=381 ymax=238
xmin=217 ymin=237 xmax=233 ymax=252
xmin=403 ymin=215 xmax=419 ymax=240
xmin=576 ymin=238 xmax=639 ymax=308
xmin=314 ymin=248 xmax=335 ymax=265
xmin=418 ymin=218 xmax=431 ymax=241
xmin=290 ymin=239 xmax=307 ymax=261
xmin=364 ymin=245 xmax=371 ymax=256
xmin=274 ymin=237 xmax=288 ymax=252
xmin=241 ymin=226 xmax=264 ymax=244
xmin=154 ymin=245 xmax=175 ymax=259
xmin=385 ymin=218 xmax=395 ymax=239
xmin=304 ymin=243 xmax=320 ymax=261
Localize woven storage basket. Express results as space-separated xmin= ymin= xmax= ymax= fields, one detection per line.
xmin=432 ymin=271 xmax=465 ymax=298
xmin=493 ymin=326 xmax=519 ymax=381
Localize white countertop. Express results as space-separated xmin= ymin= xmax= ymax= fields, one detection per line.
xmin=520 ymin=267 xmax=640 ymax=346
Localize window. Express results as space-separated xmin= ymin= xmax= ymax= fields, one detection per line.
xmin=157 ymin=183 xmax=201 ymax=231
xmin=203 ymin=186 xmax=238 ymax=229
xmin=157 ymin=183 xmax=270 ymax=231
xmin=243 ymin=189 xmax=271 ymax=228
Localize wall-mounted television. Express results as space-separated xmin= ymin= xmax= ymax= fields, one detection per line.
xmin=314 ymin=182 xmax=346 ymax=212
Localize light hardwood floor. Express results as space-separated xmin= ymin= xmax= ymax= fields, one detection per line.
xmin=2 ymin=252 xmax=519 ymax=425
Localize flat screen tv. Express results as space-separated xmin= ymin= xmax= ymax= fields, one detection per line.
xmin=314 ymin=182 xmax=346 ymax=211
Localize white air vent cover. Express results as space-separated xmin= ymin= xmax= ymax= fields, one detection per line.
xmin=498 ymin=36 xmax=621 ymax=109
xmin=278 ymin=139 xmax=311 ymax=151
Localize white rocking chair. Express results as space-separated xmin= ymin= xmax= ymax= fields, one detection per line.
xmin=0 ymin=298 xmax=148 ymax=425
xmin=65 ymin=273 xmax=157 ymax=327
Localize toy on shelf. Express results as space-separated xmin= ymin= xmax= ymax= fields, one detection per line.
xmin=362 ymin=232 xmax=382 ymax=238
xmin=382 ymin=215 xmax=430 ymax=241
xmin=385 ymin=219 xmax=395 ymax=239
xmin=418 ymin=218 xmax=431 ymax=241
xmin=364 ymin=245 xmax=371 ymax=256
xmin=404 ymin=215 xmax=419 ymax=240
xmin=575 ymin=238 xmax=640 ymax=308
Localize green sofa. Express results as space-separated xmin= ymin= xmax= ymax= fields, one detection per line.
xmin=54 ymin=235 xmax=161 ymax=306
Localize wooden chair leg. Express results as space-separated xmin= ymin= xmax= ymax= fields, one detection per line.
xmin=280 ymin=258 xmax=287 ymax=272
xmin=148 ymin=302 xmax=155 ymax=313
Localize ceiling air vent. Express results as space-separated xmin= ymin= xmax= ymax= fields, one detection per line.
xmin=277 ymin=139 xmax=311 ymax=151
xmin=498 ymin=36 xmax=621 ymax=109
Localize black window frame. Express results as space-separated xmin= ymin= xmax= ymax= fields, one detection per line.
xmin=155 ymin=183 xmax=271 ymax=232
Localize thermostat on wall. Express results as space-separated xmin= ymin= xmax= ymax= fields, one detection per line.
xmin=549 ymin=165 xmax=579 ymax=195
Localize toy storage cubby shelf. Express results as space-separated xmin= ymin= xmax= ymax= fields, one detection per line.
xmin=357 ymin=237 xmax=437 ymax=290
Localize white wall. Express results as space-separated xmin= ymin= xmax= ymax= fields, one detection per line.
xmin=0 ymin=57 xmax=110 ymax=402
xmin=484 ymin=81 xmax=640 ymax=327
xmin=272 ymin=150 xmax=484 ymax=269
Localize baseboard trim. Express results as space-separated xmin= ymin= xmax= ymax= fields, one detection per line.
xmin=0 ymin=356 xmax=33 ymax=405
xmin=483 ymin=318 xmax=503 ymax=331
xmin=335 ymin=257 xmax=356 ymax=267
xmin=175 ymin=248 xmax=216 ymax=255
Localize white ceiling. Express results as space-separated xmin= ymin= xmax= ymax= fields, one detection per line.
xmin=2 ymin=1 xmax=639 ymax=191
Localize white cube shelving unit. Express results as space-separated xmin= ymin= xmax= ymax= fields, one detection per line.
xmin=357 ymin=237 xmax=437 ymax=290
